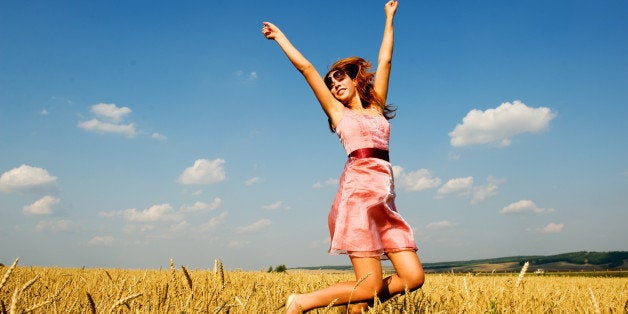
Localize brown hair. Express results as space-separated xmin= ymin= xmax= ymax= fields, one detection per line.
xmin=325 ymin=56 xmax=397 ymax=120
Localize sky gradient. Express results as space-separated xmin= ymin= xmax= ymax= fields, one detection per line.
xmin=1 ymin=0 xmax=627 ymax=270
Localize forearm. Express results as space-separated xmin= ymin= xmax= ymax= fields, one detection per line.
xmin=262 ymin=21 xmax=342 ymax=124
xmin=378 ymin=15 xmax=394 ymax=67
xmin=274 ymin=35 xmax=314 ymax=74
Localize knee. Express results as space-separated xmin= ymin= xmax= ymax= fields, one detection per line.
xmin=364 ymin=277 xmax=384 ymax=294
xmin=403 ymin=270 xmax=425 ymax=291
xmin=357 ymin=276 xmax=384 ymax=297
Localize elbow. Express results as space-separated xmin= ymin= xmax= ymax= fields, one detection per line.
xmin=297 ymin=63 xmax=315 ymax=75
xmin=377 ymin=58 xmax=392 ymax=69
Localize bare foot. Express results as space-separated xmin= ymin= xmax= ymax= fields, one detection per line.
xmin=285 ymin=294 xmax=303 ymax=314
xmin=347 ymin=301 xmax=369 ymax=314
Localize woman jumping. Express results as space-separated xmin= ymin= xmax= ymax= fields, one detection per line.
xmin=262 ymin=1 xmax=424 ymax=312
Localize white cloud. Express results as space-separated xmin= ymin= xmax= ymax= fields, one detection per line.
xmin=207 ymin=197 xmax=222 ymax=210
xmin=448 ymin=152 xmax=461 ymax=160
xmin=77 ymin=119 xmax=137 ymax=137
xmin=436 ymin=176 xmax=503 ymax=204
xmin=500 ymin=200 xmax=554 ymax=214
xmin=533 ymin=222 xmax=564 ymax=234
xmin=225 ymin=240 xmax=251 ymax=249
xmin=35 ymin=219 xmax=76 ymax=232
xmin=0 ymin=164 xmax=57 ymax=193
xmin=78 ymin=103 xmax=137 ymax=137
xmin=88 ymin=235 xmax=115 ymax=246
xmin=235 ymin=70 xmax=258 ymax=81
xmin=100 ymin=204 xmax=182 ymax=222
xmin=437 ymin=177 xmax=473 ymax=197
xmin=313 ymin=178 xmax=339 ymax=188
xmin=309 ymin=237 xmax=331 ymax=249
xmin=180 ymin=198 xmax=222 ymax=212
xmin=393 ymin=166 xmax=441 ymax=192
xmin=23 ymin=195 xmax=59 ymax=215
xmin=245 ymin=177 xmax=263 ymax=186
xmin=426 ymin=220 xmax=458 ymax=229
xmin=449 ymin=100 xmax=556 ymax=147
xmin=262 ymin=201 xmax=283 ymax=210
xmin=151 ymin=133 xmax=167 ymax=141
xmin=180 ymin=201 xmax=209 ymax=212
xmin=161 ymin=221 xmax=191 ymax=237
xmin=471 ymin=177 xmax=504 ymax=204
xmin=200 ymin=212 xmax=228 ymax=232
xmin=91 ymin=103 xmax=131 ymax=123
xmin=235 ymin=219 xmax=271 ymax=234
xmin=177 ymin=159 xmax=226 ymax=185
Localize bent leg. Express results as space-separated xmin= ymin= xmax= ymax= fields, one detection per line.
xmin=286 ymin=256 xmax=383 ymax=313
xmin=380 ymin=250 xmax=425 ymax=301
xmin=347 ymin=251 xmax=425 ymax=312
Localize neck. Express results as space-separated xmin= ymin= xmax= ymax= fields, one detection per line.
xmin=346 ymin=94 xmax=364 ymax=110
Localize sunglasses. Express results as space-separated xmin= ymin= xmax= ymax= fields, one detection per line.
xmin=324 ymin=69 xmax=348 ymax=89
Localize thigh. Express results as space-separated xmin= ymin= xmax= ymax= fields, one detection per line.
xmin=350 ymin=256 xmax=384 ymax=285
xmin=387 ymin=251 xmax=424 ymax=280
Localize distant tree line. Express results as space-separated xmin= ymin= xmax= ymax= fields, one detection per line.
xmin=420 ymin=251 xmax=627 ymax=271
xmin=267 ymin=264 xmax=287 ymax=273
xmin=525 ymin=251 xmax=627 ymax=268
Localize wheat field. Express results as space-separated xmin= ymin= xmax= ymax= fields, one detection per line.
xmin=1 ymin=258 xmax=626 ymax=313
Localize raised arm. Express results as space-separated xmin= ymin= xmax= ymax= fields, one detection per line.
xmin=373 ymin=0 xmax=398 ymax=103
xmin=262 ymin=22 xmax=344 ymax=128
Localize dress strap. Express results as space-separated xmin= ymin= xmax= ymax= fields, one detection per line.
xmin=348 ymin=148 xmax=389 ymax=162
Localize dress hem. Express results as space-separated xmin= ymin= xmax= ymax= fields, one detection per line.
xmin=328 ymin=247 xmax=418 ymax=260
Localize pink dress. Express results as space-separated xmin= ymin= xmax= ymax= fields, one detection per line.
xmin=328 ymin=107 xmax=417 ymax=258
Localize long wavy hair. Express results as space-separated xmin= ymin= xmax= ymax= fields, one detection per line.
xmin=325 ymin=56 xmax=397 ymax=120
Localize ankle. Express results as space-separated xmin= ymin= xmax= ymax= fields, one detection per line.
xmin=347 ymin=302 xmax=369 ymax=314
xmin=286 ymin=294 xmax=302 ymax=314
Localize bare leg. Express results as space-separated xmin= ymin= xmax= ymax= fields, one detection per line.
xmin=286 ymin=256 xmax=384 ymax=313
xmin=379 ymin=250 xmax=425 ymax=299
xmin=347 ymin=251 xmax=425 ymax=313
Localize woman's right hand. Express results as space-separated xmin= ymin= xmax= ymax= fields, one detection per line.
xmin=261 ymin=22 xmax=282 ymax=40
xmin=384 ymin=0 xmax=398 ymax=19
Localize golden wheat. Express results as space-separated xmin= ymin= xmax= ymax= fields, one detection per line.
xmin=0 ymin=259 xmax=626 ymax=313
xmin=0 ymin=258 xmax=18 ymax=293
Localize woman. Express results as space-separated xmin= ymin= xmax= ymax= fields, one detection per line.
xmin=262 ymin=1 xmax=424 ymax=312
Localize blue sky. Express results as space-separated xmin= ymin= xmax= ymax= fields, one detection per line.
xmin=1 ymin=0 xmax=626 ymax=270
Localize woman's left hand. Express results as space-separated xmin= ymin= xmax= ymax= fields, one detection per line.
xmin=261 ymin=22 xmax=283 ymax=40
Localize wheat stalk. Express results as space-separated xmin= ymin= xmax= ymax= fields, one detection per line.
xmin=9 ymin=275 xmax=40 ymax=314
xmin=323 ymin=298 xmax=338 ymax=313
xmin=104 ymin=270 xmax=114 ymax=284
xmin=85 ymin=292 xmax=96 ymax=314
xmin=346 ymin=272 xmax=371 ymax=312
xmin=115 ymin=277 xmax=127 ymax=303
xmin=158 ymin=283 xmax=169 ymax=310
xmin=218 ymin=259 xmax=225 ymax=288
xmin=0 ymin=258 xmax=18 ymax=293
xmin=463 ymin=276 xmax=471 ymax=311
xmin=588 ymin=287 xmax=601 ymax=314
xmin=463 ymin=277 xmax=470 ymax=299
xmin=109 ymin=293 xmax=142 ymax=312
xmin=181 ymin=266 xmax=193 ymax=291
xmin=515 ymin=262 xmax=529 ymax=288
xmin=181 ymin=266 xmax=194 ymax=309
xmin=170 ymin=258 xmax=177 ymax=284
xmin=22 ymin=300 xmax=51 ymax=313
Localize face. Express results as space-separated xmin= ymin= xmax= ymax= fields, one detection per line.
xmin=325 ymin=69 xmax=356 ymax=102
